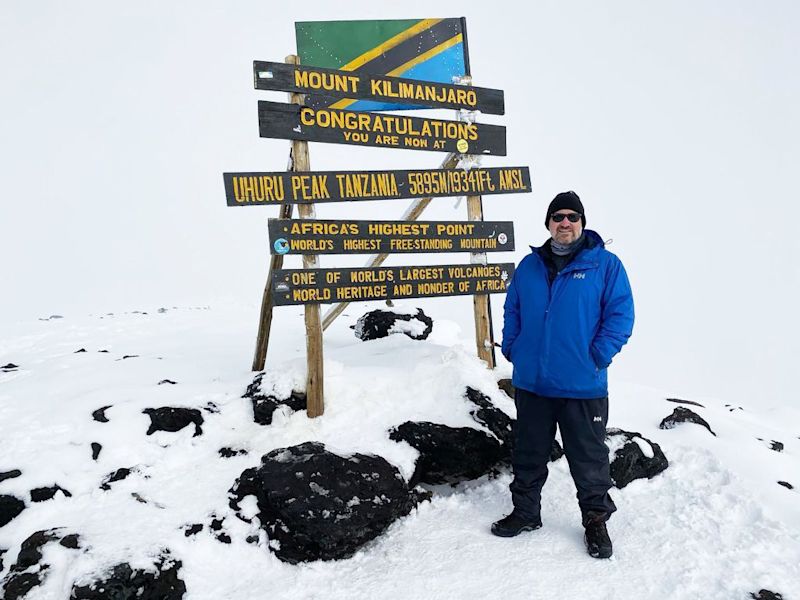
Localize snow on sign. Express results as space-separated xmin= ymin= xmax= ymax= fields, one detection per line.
xmin=223 ymin=167 xmax=531 ymax=205
xmin=267 ymin=219 xmax=515 ymax=255
xmin=272 ymin=263 xmax=515 ymax=306
xmin=295 ymin=18 xmax=471 ymax=112
xmin=253 ymin=61 xmax=505 ymax=115
xmin=258 ymin=101 xmax=507 ymax=155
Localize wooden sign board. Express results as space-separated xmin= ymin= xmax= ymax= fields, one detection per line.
xmin=272 ymin=263 xmax=515 ymax=305
xmin=223 ymin=167 xmax=531 ymax=205
xmin=258 ymin=101 xmax=507 ymax=155
xmin=268 ymin=219 xmax=515 ymax=255
xmin=253 ymin=61 xmax=505 ymax=115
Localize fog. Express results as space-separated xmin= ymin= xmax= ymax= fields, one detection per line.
xmin=2 ymin=0 xmax=798 ymax=408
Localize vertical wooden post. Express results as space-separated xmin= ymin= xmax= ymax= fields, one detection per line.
xmin=459 ymin=73 xmax=496 ymax=368
xmin=466 ymin=194 xmax=495 ymax=368
xmin=251 ymin=200 xmax=293 ymax=371
xmin=287 ymin=54 xmax=324 ymax=417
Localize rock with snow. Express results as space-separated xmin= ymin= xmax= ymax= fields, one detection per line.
xmin=757 ymin=438 xmax=784 ymax=452
xmin=0 ymin=495 xmax=25 ymax=528
xmin=229 ymin=441 xmax=426 ymax=564
xmin=777 ymin=481 xmax=793 ymax=490
xmin=1 ymin=363 xmax=19 ymax=371
xmin=0 ymin=528 xmax=81 ymax=600
xmin=219 ymin=447 xmax=248 ymax=458
xmin=0 ymin=469 xmax=22 ymax=483
xmin=70 ymin=554 xmax=186 ymax=599
xmin=497 ymin=378 xmax=515 ymax=399
xmin=30 ymin=484 xmax=72 ymax=502
xmin=143 ymin=407 xmax=203 ymax=436
xmin=606 ymin=428 xmax=669 ymax=488
xmin=100 ymin=467 xmax=134 ymax=491
xmin=91 ymin=406 xmax=111 ymax=423
xmin=91 ymin=443 xmax=102 ymax=460
xmin=243 ymin=373 xmax=306 ymax=425
xmin=352 ymin=308 xmax=433 ymax=341
xmin=751 ymin=591 xmax=784 ymax=600
xmin=389 ymin=421 xmax=506 ymax=486
xmin=659 ymin=407 xmax=716 ymax=436
xmin=209 ymin=516 xmax=231 ymax=544
xmin=465 ymin=387 xmax=513 ymax=447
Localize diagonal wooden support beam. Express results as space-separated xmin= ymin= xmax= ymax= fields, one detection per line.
xmin=320 ymin=151 xmax=460 ymax=331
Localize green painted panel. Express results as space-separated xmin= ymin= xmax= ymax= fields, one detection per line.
xmin=295 ymin=19 xmax=422 ymax=68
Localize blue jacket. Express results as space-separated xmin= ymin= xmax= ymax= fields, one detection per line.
xmin=502 ymin=230 xmax=634 ymax=399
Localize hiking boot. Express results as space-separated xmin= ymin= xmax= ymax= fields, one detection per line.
xmin=491 ymin=512 xmax=542 ymax=537
xmin=584 ymin=514 xmax=613 ymax=558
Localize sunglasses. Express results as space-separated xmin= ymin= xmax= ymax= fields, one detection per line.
xmin=550 ymin=213 xmax=582 ymax=223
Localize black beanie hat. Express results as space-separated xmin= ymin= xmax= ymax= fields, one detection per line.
xmin=545 ymin=191 xmax=586 ymax=228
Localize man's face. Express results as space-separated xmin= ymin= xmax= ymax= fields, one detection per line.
xmin=548 ymin=209 xmax=583 ymax=244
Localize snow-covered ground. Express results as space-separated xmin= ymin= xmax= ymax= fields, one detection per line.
xmin=2 ymin=303 xmax=798 ymax=599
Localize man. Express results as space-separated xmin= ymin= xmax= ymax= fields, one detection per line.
xmin=492 ymin=191 xmax=634 ymax=559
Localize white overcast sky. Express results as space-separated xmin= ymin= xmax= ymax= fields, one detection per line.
xmin=1 ymin=1 xmax=799 ymax=408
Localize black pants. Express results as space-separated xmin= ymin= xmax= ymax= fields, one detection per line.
xmin=510 ymin=388 xmax=616 ymax=524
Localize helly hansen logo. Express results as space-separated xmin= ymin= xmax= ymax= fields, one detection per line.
xmin=593 ymin=416 xmax=602 ymax=422
xmin=573 ymin=272 xmax=586 ymax=280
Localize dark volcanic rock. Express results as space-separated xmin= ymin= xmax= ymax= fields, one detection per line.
xmin=219 ymin=447 xmax=248 ymax=458
xmin=100 ymin=468 xmax=133 ymax=490
xmin=229 ymin=441 xmax=425 ymax=564
xmin=74 ymin=348 xmax=87 ymax=353
xmin=30 ymin=485 xmax=72 ymax=502
xmin=751 ymin=591 xmax=784 ymax=600
xmin=550 ymin=439 xmax=565 ymax=462
xmin=497 ymin=378 xmax=515 ymax=399
xmin=665 ymin=397 xmax=705 ymax=408
xmin=143 ymin=407 xmax=203 ymax=436
xmin=465 ymin=387 xmax=513 ymax=447
xmin=209 ymin=517 xmax=231 ymax=544
xmin=352 ymin=308 xmax=433 ymax=341
xmin=183 ymin=524 xmax=203 ymax=537
xmin=244 ymin=374 xmax=307 ymax=425
xmin=659 ymin=407 xmax=716 ymax=436
xmin=762 ymin=439 xmax=784 ymax=452
xmin=606 ymin=428 xmax=669 ymax=488
xmin=389 ymin=421 xmax=505 ymax=486
xmin=1 ymin=363 xmax=19 ymax=371
xmin=70 ymin=555 xmax=186 ymax=600
xmin=91 ymin=405 xmax=112 ymax=423
xmin=0 ymin=495 xmax=25 ymax=527
xmin=0 ymin=469 xmax=22 ymax=483
xmin=1 ymin=528 xmax=81 ymax=600
xmin=777 ymin=481 xmax=793 ymax=490
xmin=158 ymin=379 xmax=177 ymax=385
xmin=0 ymin=548 xmax=5 ymax=572
xmin=91 ymin=442 xmax=102 ymax=460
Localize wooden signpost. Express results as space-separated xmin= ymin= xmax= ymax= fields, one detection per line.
xmin=273 ymin=263 xmax=514 ymax=306
xmin=226 ymin=19 xmax=532 ymax=419
xmin=267 ymin=219 xmax=514 ymax=255
xmin=224 ymin=166 xmax=530 ymax=206
xmin=253 ymin=61 xmax=505 ymax=115
xmin=258 ymin=101 xmax=507 ymax=155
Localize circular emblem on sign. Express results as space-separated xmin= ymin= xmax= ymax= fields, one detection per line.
xmin=498 ymin=233 xmax=508 ymax=245
xmin=273 ymin=238 xmax=290 ymax=255
xmin=456 ymin=139 xmax=469 ymax=153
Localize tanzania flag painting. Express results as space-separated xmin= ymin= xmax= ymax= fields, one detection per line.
xmin=295 ymin=18 xmax=470 ymax=112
